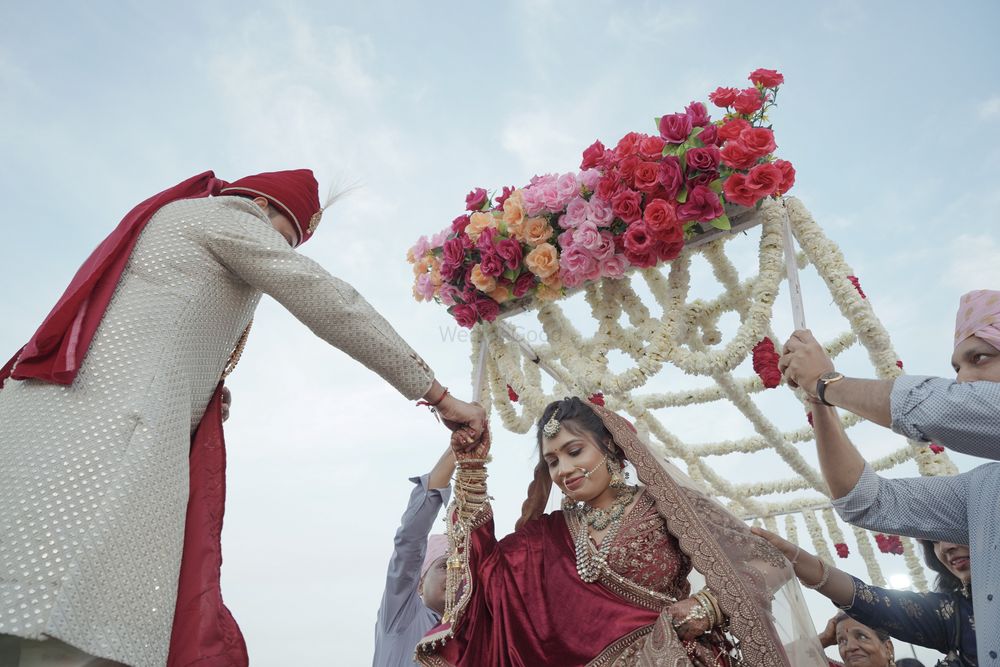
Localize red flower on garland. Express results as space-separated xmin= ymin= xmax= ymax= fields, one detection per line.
xmin=588 ymin=392 xmax=605 ymax=406
xmin=506 ymin=384 xmax=519 ymax=403
xmin=834 ymin=543 xmax=850 ymax=558
xmin=896 ymin=360 xmax=904 ymax=370
xmin=929 ymin=443 xmax=945 ymax=454
xmin=752 ymin=337 xmax=782 ymax=388
xmin=806 ymin=411 xmax=814 ymax=428
xmin=874 ymin=533 xmax=904 ymax=555
xmin=847 ymin=275 xmax=867 ymax=299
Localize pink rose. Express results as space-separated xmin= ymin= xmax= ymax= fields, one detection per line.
xmin=773 ymin=159 xmax=796 ymax=194
xmin=718 ymin=118 xmax=750 ymax=142
xmin=739 ymin=127 xmax=776 ymax=157
xmin=719 ymin=140 xmax=759 ymax=170
xmin=686 ymin=146 xmax=721 ymax=172
xmin=598 ymin=253 xmax=630 ymax=279
xmin=633 ymin=160 xmax=661 ymax=192
xmin=723 ymin=173 xmax=762 ymax=207
xmin=615 ymin=132 xmax=642 ymax=157
xmin=479 ymin=252 xmax=504 ymax=277
xmin=657 ymin=157 xmax=684 ymax=199
xmin=555 ymin=173 xmax=580 ymax=206
xmin=658 ymin=112 xmax=693 ymax=144
xmin=708 ymin=86 xmax=738 ymax=108
xmin=513 ymin=271 xmax=537 ymax=298
xmin=572 ymin=221 xmax=602 ymax=252
xmin=749 ymin=68 xmax=784 ymax=88
xmin=697 ymin=124 xmax=719 ymax=147
xmin=442 ymin=237 xmax=466 ymax=267
xmin=415 ymin=274 xmax=436 ymax=300
xmin=476 ymin=226 xmax=497 ymax=252
xmin=409 ymin=235 xmax=430 ymax=260
xmin=496 ymin=238 xmax=524 ymax=270
xmin=676 ymin=185 xmax=723 ymax=223
xmin=561 ymin=197 xmax=590 ymax=229
xmin=581 ymin=140 xmax=606 ymax=170
xmin=452 ymin=303 xmax=478 ymax=328
xmin=732 ymin=88 xmax=764 ymax=115
xmin=475 ymin=297 xmax=500 ymax=322
xmin=746 ymin=163 xmax=783 ymax=197
xmin=591 ymin=230 xmax=615 ymax=261
xmin=578 ymin=168 xmax=602 ymax=191
xmin=556 ymin=229 xmax=573 ymax=248
xmin=611 ymin=189 xmax=643 ymax=223
xmin=439 ymin=283 xmax=461 ymax=306
xmin=638 ymin=134 xmax=666 ymax=158
xmin=685 ymin=101 xmax=711 ymax=128
xmin=465 ymin=187 xmax=488 ymax=211
xmin=588 ymin=196 xmax=614 ymax=226
xmin=560 ymin=244 xmax=597 ymax=277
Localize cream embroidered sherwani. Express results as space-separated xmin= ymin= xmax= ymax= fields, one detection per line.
xmin=0 ymin=197 xmax=434 ymax=666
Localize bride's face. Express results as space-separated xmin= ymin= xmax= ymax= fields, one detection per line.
xmin=542 ymin=424 xmax=612 ymax=503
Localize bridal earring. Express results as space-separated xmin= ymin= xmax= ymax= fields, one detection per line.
xmin=607 ymin=458 xmax=627 ymax=489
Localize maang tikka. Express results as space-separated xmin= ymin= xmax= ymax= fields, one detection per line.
xmin=542 ymin=411 xmax=561 ymax=438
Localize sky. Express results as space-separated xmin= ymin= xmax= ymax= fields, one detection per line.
xmin=1 ymin=0 xmax=998 ymax=664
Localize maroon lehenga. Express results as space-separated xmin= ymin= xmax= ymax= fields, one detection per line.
xmin=417 ymin=402 xmax=828 ymax=667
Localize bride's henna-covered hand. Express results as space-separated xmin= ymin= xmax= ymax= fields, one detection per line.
xmin=666 ymin=597 xmax=711 ymax=641
xmin=451 ymin=423 xmax=491 ymax=463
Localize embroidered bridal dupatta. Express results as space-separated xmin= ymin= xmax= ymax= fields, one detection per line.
xmin=416 ymin=401 xmax=826 ymax=667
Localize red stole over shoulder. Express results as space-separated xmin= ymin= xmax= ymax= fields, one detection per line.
xmin=1 ymin=173 xmax=248 ymax=666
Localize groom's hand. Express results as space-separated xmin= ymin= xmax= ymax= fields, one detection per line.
xmin=438 ymin=395 xmax=487 ymax=443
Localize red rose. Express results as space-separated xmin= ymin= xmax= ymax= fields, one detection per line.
xmin=806 ymin=411 xmax=814 ymax=427
xmin=834 ymin=543 xmax=850 ymax=559
xmin=617 ymin=156 xmax=640 ymax=184
xmin=749 ymin=68 xmax=784 ymax=88
xmin=643 ymin=198 xmax=680 ymax=240
xmin=719 ymin=140 xmax=759 ymax=170
xmin=685 ymin=101 xmax=711 ymax=128
xmin=465 ymin=187 xmax=488 ymax=211
xmin=732 ymin=88 xmax=764 ymax=115
xmin=686 ymin=146 xmax=721 ymax=172
xmin=746 ymin=163 xmax=783 ymax=197
xmin=615 ymin=132 xmax=642 ymax=157
xmin=479 ymin=252 xmax=504 ymax=278
xmin=708 ymin=86 xmax=739 ymax=108
xmin=676 ymin=185 xmax=723 ymax=223
xmin=847 ymin=275 xmax=867 ymax=299
xmin=739 ymin=127 xmax=777 ymax=157
xmin=476 ymin=226 xmax=497 ymax=252
xmin=451 ymin=214 xmax=470 ymax=234
xmin=581 ymin=140 xmax=606 ymax=170
xmin=611 ymin=189 xmax=643 ymax=223
xmin=688 ymin=171 xmax=719 ymax=188
xmin=495 ymin=238 xmax=523 ymax=271
xmin=507 ymin=384 xmax=519 ymax=402
xmin=494 ymin=186 xmax=515 ymax=210
xmin=638 ymin=134 xmax=666 ymax=159
xmin=442 ymin=236 xmax=467 ymax=266
xmin=513 ymin=271 xmax=536 ymax=297
xmin=697 ymin=124 xmax=720 ymax=147
xmin=633 ymin=160 xmax=661 ymax=192
xmin=595 ymin=172 xmax=624 ymax=202
xmin=657 ymin=156 xmax=684 ymax=198
xmin=658 ymin=112 xmax=693 ymax=144
xmin=451 ymin=303 xmax=478 ymax=328
xmin=588 ymin=392 xmax=605 ymax=406
xmin=718 ymin=118 xmax=751 ymax=142
xmin=475 ymin=297 xmax=500 ymax=322
xmin=929 ymin=443 xmax=945 ymax=454
xmin=752 ymin=337 xmax=782 ymax=389
xmin=896 ymin=360 xmax=904 ymax=370
xmin=773 ymin=159 xmax=796 ymax=194
xmin=655 ymin=235 xmax=685 ymax=261
xmin=723 ymin=173 xmax=762 ymax=207
xmin=623 ymin=220 xmax=655 ymax=254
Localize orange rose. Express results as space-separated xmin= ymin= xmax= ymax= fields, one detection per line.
xmin=522 ymin=216 xmax=553 ymax=246
xmin=541 ymin=273 xmax=562 ymax=289
xmin=470 ymin=263 xmax=497 ymax=293
xmin=429 ymin=260 xmax=443 ymax=287
xmin=502 ymin=190 xmax=526 ymax=230
xmin=525 ymin=243 xmax=559 ymax=279
xmin=413 ymin=256 xmax=432 ymax=276
xmin=467 ymin=211 xmax=496 ymax=242
xmin=488 ymin=285 xmax=511 ymax=303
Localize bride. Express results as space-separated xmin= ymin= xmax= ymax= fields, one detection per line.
xmin=416 ymin=397 xmax=827 ymax=666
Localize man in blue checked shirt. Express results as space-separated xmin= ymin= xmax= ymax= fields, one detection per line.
xmin=373 ymin=449 xmax=454 ymax=666
xmin=779 ymin=289 xmax=1000 ymax=665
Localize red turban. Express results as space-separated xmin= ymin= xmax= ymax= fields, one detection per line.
xmin=220 ymin=169 xmax=322 ymax=246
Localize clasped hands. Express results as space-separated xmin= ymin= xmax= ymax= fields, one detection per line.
xmin=778 ymin=329 xmax=835 ymax=402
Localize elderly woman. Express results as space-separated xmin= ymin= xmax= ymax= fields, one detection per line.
xmin=417 ymin=397 xmax=828 ymax=666
xmin=820 ymin=613 xmax=896 ymax=667
xmin=753 ymin=528 xmax=975 ymax=666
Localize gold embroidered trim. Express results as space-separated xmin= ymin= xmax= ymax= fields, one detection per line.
xmin=588 ymin=624 xmax=654 ymax=667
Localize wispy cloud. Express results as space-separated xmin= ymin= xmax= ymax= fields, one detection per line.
xmin=978 ymin=94 xmax=1000 ymax=120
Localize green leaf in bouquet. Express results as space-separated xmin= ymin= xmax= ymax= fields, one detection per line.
xmin=503 ymin=268 xmax=519 ymax=282
xmin=676 ymin=186 xmax=688 ymax=204
xmin=661 ymin=143 xmax=680 ymax=157
xmin=708 ymin=213 xmax=731 ymax=230
xmin=708 ymin=178 xmax=723 ymax=194
xmin=498 ymin=221 xmax=508 ymax=236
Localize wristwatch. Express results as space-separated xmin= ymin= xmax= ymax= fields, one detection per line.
xmin=816 ymin=371 xmax=845 ymax=407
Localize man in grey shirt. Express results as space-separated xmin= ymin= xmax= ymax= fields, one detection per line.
xmin=779 ymin=289 xmax=1000 ymax=664
xmin=373 ymin=449 xmax=455 ymax=666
